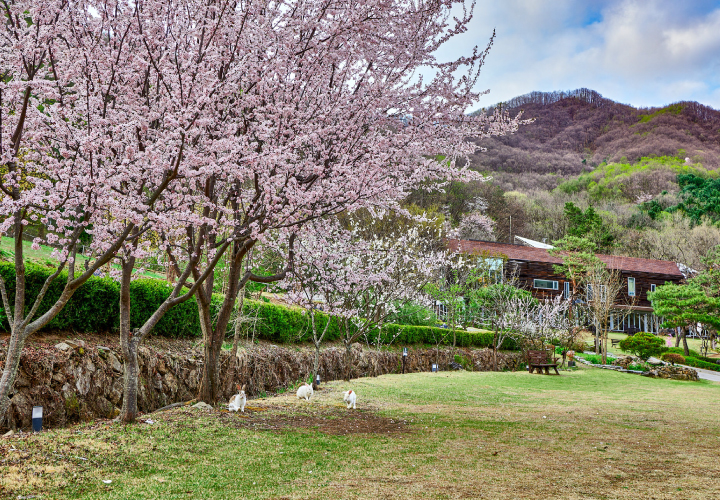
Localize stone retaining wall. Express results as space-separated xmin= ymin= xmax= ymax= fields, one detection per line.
xmin=0 ymin=338 xmax=523 ymax=431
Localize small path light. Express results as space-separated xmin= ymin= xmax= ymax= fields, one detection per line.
xmin=32 ymin=406 xmax=43 ymax=432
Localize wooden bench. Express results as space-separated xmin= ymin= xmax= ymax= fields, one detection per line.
xmin=527 ymin=350 xmax=559 ymax=375
xmin=611 ymin=338 xmax=621 ymax=348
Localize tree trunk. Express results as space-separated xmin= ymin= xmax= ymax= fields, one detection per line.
xmin=601 ymin=328 xmax=607 ymax=365
xmin=675 ymin=328 xmax=681 ymax=348
xmin=493 ymin=324 xmax=499 ymax=371
xmin=343 ymin=340 xmax=352 ymax=382
xmin=120 ymin=339 xmax=140 ymax=422
xmin=681 ymin=327 xmax=690 ymax=356
xmin=198 ymin=322 xmax=223 ymax=403
xmin=227 ymin=284 xmax=246 ymax=388
xmin=119 ymin=254 xmax=140 ymax=423
xmin=0 ymin=331 xmax=25 ymax=427
xmin=197 ymin=245 xmax=248 ymax=404
xmin=594 ymin=322 xmax=600 ymax=355
xmin=312 ymin=342 xmax=321 ymax=390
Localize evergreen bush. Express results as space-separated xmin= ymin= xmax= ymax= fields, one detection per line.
xmin=618 ymin=332 xmax=668 ymax=360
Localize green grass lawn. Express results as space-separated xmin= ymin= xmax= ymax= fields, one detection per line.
xmin=0 ymin=236 xmax=165 ymax=280
xmin=2 ymin=367 xmax=719 ymax=499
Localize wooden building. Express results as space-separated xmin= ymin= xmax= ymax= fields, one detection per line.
xmin=448 ymin=239 xmax=686 ymax=333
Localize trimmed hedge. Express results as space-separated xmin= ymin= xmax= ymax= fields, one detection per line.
xmin=661 ymin=347 xmax=720 ymax=371
xmin=379 ymin=324 xmax=517 ymax=350
xmin=0 ymin=261 xmax=518 ymax=349
xmin=242 ymin=300 xmax=343 ymax=343
xmin=683 ymin=356 xmax=720 ymax=372
xmin=0 ymin=262 xmax=215 ymax=336
xmin=665 ymin=346 xmax=701 ymax=358
xmin=665 ymin=347 xmax=720 ymax=365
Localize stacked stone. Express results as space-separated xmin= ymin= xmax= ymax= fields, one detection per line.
xmin=643 ymin=365 xmax=699 ymax=381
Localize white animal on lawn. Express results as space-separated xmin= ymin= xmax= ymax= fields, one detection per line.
xmin=296 ymin=383 xmax=313 ymax=401
xmin=229 ymin=384 xmax=246 ymax=412
xmin=343 ymin=390 xmax=357 ymax=409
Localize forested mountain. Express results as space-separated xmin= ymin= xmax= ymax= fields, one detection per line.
xmin=469 ymin=89 xmax=720 ymax=192
xmin=408 ymin=90 xmax=720 ymax=270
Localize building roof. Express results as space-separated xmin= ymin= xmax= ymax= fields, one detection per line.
xmin=514 ymin=235 xmax=555 ymax=249
xmin=448 ymin=239 xmax=684 ymax=277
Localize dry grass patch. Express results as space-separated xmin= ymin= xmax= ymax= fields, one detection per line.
xmin=1 ymin=366 xmax=719 ymax=499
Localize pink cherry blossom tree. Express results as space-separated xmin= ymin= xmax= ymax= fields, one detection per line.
xmin=181 ymin=0 xmax=529 ymax=403
xmin=0 ymin=0 xmax=242 ymax=423
xmin=0 ymin=0 xmax=170 ymax=422
xmin=81 ymin=0 xmax=253 ymax=422
xmin=283 ymin=221 xmax=353 ymax=388
xmin=2 ymin=0 xmax=529 ymax=420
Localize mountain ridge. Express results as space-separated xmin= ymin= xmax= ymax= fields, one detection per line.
xmin=470 ymin=88 xmax=720 ymax=192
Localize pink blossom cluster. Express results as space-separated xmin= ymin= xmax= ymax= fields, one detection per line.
xmin=2 ymin=0 xmax=526 ymax=266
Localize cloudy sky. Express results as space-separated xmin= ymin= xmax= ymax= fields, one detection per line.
xmin=444 ymin=0 xmax=720 ymax=111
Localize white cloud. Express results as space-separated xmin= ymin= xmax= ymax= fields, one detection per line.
xmin=452 ymin=0 xmax=720 ymax=110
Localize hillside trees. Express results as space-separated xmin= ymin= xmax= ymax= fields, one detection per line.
xmin=563 ymin=202 xmax=614 ymax=251
xmin=669 ymin=174 xmax=720 ymax=224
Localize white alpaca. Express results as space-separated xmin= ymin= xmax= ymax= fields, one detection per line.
xmin=343 ymin=390 xmax=356 ymax=409
xmin=228 ymin=384 xmax=246 ymax=412
xmin=296 ymin=383 xmax=313 ymax=401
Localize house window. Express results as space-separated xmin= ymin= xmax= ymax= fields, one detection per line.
xmin=564 ymin=281 xmax=570 ymax=299
xmin=650 ymin=284 xmax=656 ymax=293
xmin=534 ymin=279 xmax=558 ymax=290
xmin=587 ymin=284 xmax=607 ymax=301
xmin=628 ymin=277 xmax=636 ymax=297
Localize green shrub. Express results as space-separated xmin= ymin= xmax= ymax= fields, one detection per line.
xmin=661 ymin=353 xmax=685 ymax=365
xmin=578 ymin=353 xmax=604 ymax=364
xmin=0 ymin=261 xmax=215 ymax=337
xmin=380 ymin=324 xmax=517 ymax=349
xmin=454 ymin=353 xmax=473 ymax=371
xmin=385 ymin=301 xmax=437 ymax=327
xmin=683 ymin=356 xmax=720 ymax=372
xmin=664 ymin=347 xmax=720 ymax=365
xmin=665 ymin=346 xmax=701 ymax=358
xmin=618 ymin=332 xmax=668 ymax=360
xmin=241 ymin=301 xmax=343 ymax=343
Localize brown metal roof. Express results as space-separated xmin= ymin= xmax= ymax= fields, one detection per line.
xmin=448 ymin=239 xmax=684 ymax=277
